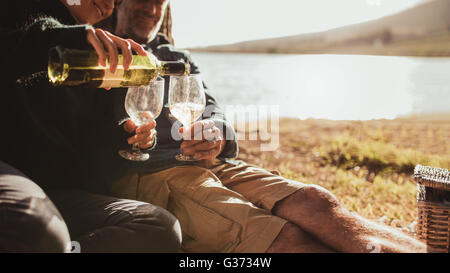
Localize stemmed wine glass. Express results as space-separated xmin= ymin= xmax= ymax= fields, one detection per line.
xmin=118 ymin=77 xmax=164 ymax=161
xmin=168 ymin=74 xmax=206 ymax=161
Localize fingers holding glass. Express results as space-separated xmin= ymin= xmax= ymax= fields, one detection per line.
xmin=127 ymin=128 xmax=156 ymax=149
xmin=119 ymin=77 xmax=164 ymax=161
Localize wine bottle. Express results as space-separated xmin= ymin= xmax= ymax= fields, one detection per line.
xmin=48 ymin=46 xmax=190 ymax=88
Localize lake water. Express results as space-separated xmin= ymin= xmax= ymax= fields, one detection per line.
xmin=192 ymin=52 xmax=450 ymax=120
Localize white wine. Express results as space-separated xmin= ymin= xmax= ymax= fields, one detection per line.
xmin=48 ymin=46 xmax=190 ymax=88
xmin=169 ymin=102 xmax=205 ymax=126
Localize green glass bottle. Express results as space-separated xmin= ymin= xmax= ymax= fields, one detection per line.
xmin=48 ymin=46 xmax=190 ymax=88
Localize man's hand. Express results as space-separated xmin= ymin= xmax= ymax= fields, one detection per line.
xmin=86 ymin=28 xmax=148 ymax=90
xmin=179 ymin=120 xmax=226 ymax=161
xmin=123 ymin=118 xmax=156 ymax=150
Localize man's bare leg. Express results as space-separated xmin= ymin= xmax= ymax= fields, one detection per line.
xmin=266 ymin=222 xmax=335 ymax=253
xmin=272 ymin=185 xmax=427 ymax=253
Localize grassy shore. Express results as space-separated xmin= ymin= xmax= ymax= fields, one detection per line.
xmin=236 ymin=115 xmax=450 ymax=233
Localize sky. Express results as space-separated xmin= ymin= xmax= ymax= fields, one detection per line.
xmin=170 ymin=0 xmax=428 ymax=48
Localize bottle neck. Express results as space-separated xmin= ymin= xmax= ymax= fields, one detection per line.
xmin=160 ymin=61 xmax=190 ymax=76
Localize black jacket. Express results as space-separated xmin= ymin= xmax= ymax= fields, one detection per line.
xmin=0 ymin=0 xmax=238 ymax=193
xmin=0 ymin=0 xmax=98 ymax=190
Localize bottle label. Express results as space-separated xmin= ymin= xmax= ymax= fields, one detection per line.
xmin=98 ymin=69 xmax=126 ymax=88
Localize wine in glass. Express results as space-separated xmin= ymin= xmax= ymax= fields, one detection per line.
xmin=118 ymin=77 xmax=164 ymax=161
xmin=168 ymin=74 xmax=206 ymax=161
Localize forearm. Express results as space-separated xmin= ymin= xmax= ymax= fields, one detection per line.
xmin=1 ymin=17 xmax=92 ymax=79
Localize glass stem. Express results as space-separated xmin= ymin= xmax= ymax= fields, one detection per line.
xmin=132 ymin=143 xmax=141 ymax=153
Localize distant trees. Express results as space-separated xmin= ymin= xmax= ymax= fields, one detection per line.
xmin=380 ymin=28 xmax=393 ymax=44
xmin=342 ymin=28 xmax=393 ymax=47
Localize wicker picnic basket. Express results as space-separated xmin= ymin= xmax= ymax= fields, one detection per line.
xmin=414 ymin=165 xmax=450 ymax=253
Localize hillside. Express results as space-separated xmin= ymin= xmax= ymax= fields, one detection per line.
xmin=192 ymin=0 xmax=450 ymax=56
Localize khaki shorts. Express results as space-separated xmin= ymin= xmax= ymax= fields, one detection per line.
xmin=110 ymin=160 xmax=305 ymax=253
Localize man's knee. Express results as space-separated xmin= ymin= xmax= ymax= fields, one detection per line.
xmin=0 ymin=197 xmax=71 ymax=253
xmin=301 ymin=185 xmax=340 ymax=211
xmin=127 ymin=204 xmax=182 ymax=253
xmin=274 ymin=184 xmax=341 ymax=216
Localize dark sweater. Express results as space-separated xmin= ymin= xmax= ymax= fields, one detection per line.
xmin=0 ymin=0 xmax=98 ymax=190
xmin=0 ymin=0 xmax=239 ymax=193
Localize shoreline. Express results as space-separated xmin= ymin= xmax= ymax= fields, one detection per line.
xmin=190 ymin=50 xmax=450 ymax=59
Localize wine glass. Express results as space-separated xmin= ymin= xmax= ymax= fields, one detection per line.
xmin=168 ymin=74 xmax=206 ymax=161
xmin=118 ymin=77 xmax=164 ymax=161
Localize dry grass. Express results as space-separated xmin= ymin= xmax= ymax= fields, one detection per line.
xmin=236 ymin=115 xmax=450 ymax=232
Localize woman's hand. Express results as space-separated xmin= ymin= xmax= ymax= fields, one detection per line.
xmin=86 ymin=28 xmax=147 ymax=73
xmin=123 ymin=118 xmax=157 ymax=150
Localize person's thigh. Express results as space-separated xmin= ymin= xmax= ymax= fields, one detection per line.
xmin=130 ymin=166 xmax=288 ymax=253
xmin=47 ymin=189 xmax=182 ymax=253
xmin=211 ymin=160 xmax=306 ymax=212
xmin=0 ymin=161 xmax=70 ymax=252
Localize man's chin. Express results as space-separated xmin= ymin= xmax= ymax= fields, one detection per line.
xmin=135 ymin=31 xmax=158 ymax=44
xmin=129 ymin=34 xmax=150 ymax=45
xmin=86 ymin=14 xmax=107 ymax=25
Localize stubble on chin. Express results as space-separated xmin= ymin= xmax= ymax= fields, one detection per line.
xmin=130 ymin=25 xmax=159 ymax=44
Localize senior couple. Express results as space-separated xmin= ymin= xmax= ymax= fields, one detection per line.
xmin=0 ymin=0 xmax=427 ymax=253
